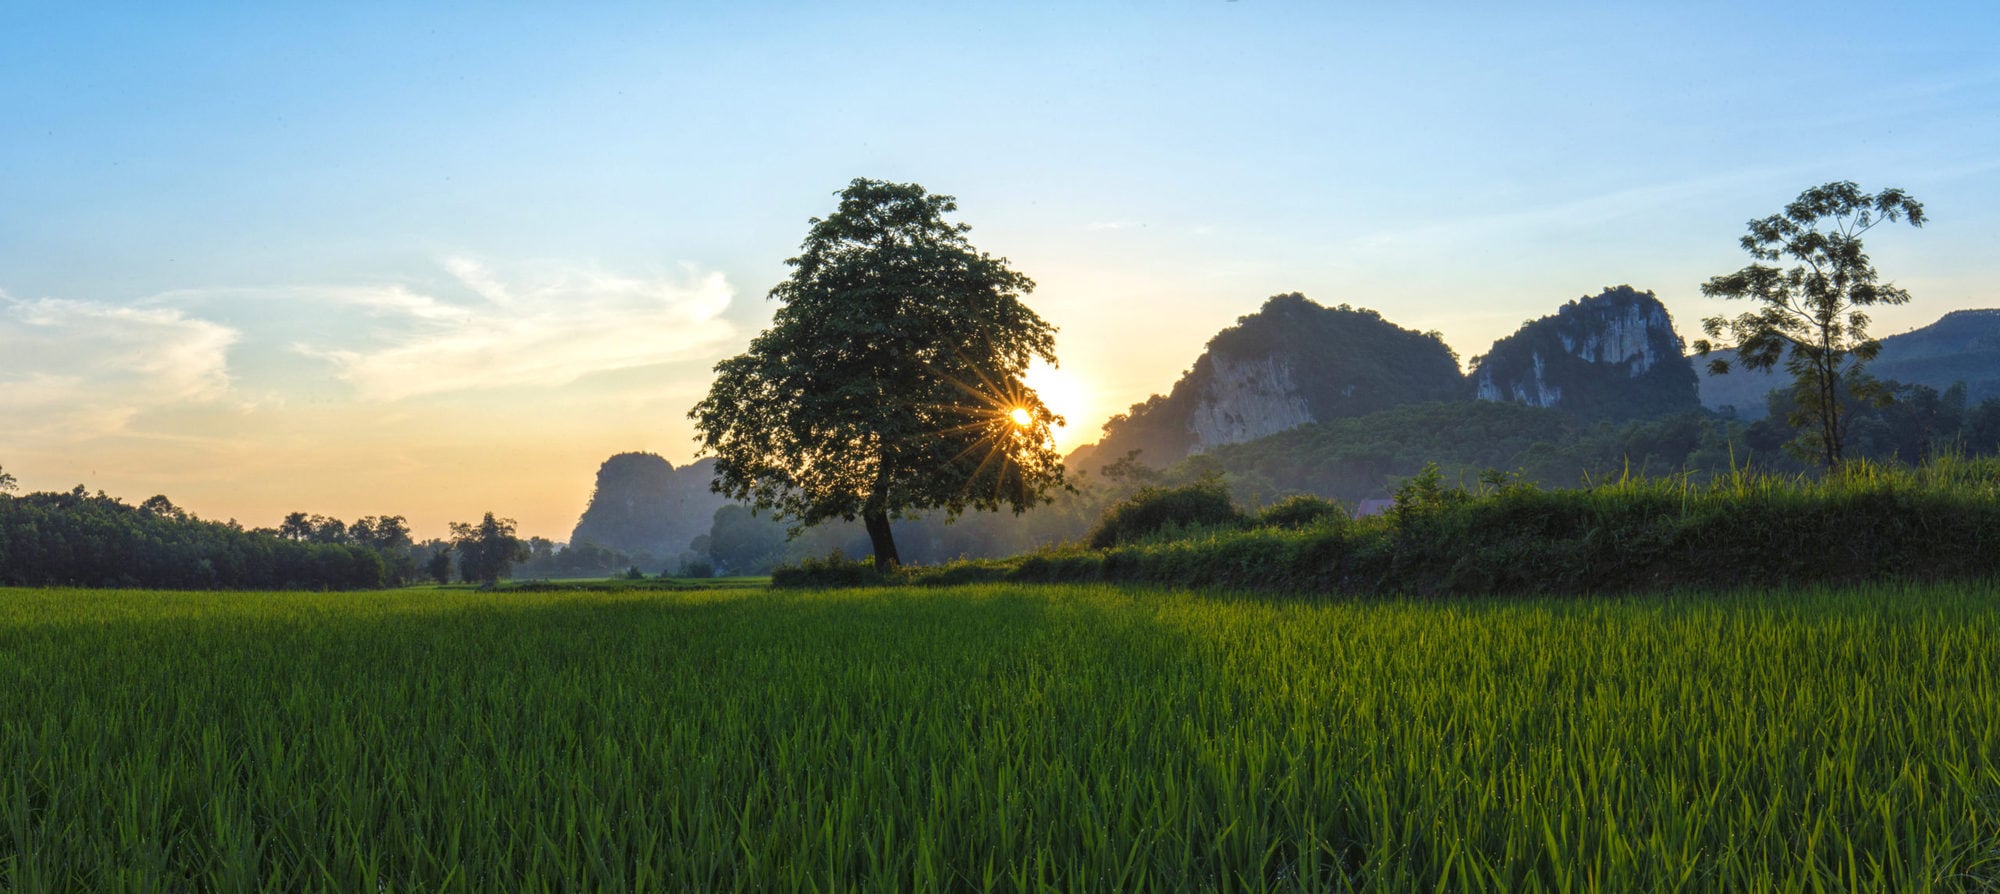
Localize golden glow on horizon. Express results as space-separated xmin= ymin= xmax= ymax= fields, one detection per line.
xmin=1022 ymin=359 xmax=1090 ymax=450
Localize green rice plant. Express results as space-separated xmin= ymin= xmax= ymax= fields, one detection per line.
xmin=1 ymin=582 xmax=1997 ymax=890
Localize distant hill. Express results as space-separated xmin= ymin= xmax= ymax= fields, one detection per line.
xmin=1074 ymin=293 xmax=1464 ymax=471
xmin=569 ymin=453 xmax=727 ymax=559
xmin=1470 ymin=286 xmax=1701 ymax=420
xmin=1164 ymin=400 xmax=1737 ymax=505
xmin=1697 ymin=308 xmax=2000 ymax=418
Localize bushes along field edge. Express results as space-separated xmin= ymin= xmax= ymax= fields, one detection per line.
xmin=774 ymin=456 xmax=2000 ymax=596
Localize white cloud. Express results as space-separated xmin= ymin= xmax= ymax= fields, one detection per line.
xmin=331 ymin=283 xmax=474 ymax=323
xmin=1341 ymin=167 xmax=1807 ymax=258
xmin=298 ymin=258 xmax=738 ymax=401
xmin=0 ymin=293 xmax=239 ymax=441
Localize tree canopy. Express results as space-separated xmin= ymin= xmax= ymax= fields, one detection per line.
xmin=450 ymin=512 xmax=529 ymax=585
xmin=1693 ymin=181 xmax=1925 ymax=468
xmin=0 ymin=486 xmax=391 ymax=589
xmin=691 ymin=178 xmax=1067 ymax=570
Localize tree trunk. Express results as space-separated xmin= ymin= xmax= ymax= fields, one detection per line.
xmin=1822 ymin=359 xmax=1843 ymax=471
xmin=865 ymin=448 xmax=901 ymax=572
xmin=863 ymin=510 xmax=900 ymax=572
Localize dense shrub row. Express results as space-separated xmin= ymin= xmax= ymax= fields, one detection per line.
xmin=776 ymin=457 xmax=2000 ymax=596
xmin=1084 ymin=480 xmax=1245 ymax=548
xmin=0 ymin=488 xmax=389 ymax=589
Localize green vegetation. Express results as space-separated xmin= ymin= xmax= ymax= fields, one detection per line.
xmin=1088 ymin=294 xmax=1465 ymax=468
xmin=1085 ymin=479 xmax=1245 ymax=548
xmin=1700 ymin=308 xmax=2000 ymax=419
xmin=486 ymin=574 xmax=768 ymax=593
xmin=0 ymin=487 xmax=390 ymax=589
xmin=800 ymin=455 xmax=2000 ymax=597
xmin=447 ymin=512 xmax=529 ymax=585
xmin=1695 ymin=181 xmax=1926 ymax=468
xmin=1868 ymin=309 xmax=2000 ymax=404
xmin=2 ymin=582 xmax=1995 ymax=890
xmin=1469 ymin=286 xmax=1700 ymax=420
xmin=692 ymin=178 xmax=1066 ymax=570
xmin=1157 ymin=401 xmax=1741 ymax=509
xmin=1142 ymin=387 xmax=2000 ymax=515
xmin=1254 ymin=493 xmax=1347 ymax=530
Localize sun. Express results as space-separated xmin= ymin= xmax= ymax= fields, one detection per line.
xmin=1020 ymin=358 xmax=1093 ymax=449
xmin=1008 ymin=406 xmax=1032 ymax=426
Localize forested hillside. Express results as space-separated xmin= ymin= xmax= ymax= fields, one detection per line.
xmin=1080 ymin=294 xmax=1464 ymax=469
xmin=1699 ymin=308 xmax=2000 ymax=417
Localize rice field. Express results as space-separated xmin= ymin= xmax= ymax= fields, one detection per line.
xmin=1 ymin=582 xmax=1997 ymax=891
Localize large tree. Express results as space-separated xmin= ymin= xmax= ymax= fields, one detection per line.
xmin=450 ymin=512 xmax=529 ymax=585
xmin=691 ymin=178 xmax=1067 ymax=571
xmin=1693 ymin=181 xmax=1924 ymax=469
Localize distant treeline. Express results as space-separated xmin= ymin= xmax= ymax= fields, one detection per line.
xmin=0 ymin=489 xmax=395 ymax=589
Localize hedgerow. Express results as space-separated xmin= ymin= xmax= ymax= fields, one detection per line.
xmin=776 ymin=456 xmax=2000 ymax=596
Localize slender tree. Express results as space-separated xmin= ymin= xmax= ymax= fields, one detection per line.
xmin=691 ymin=178 xmax=1067 ymax=570
xmin=0 ymin=464 xmax=16 ymax=494
xmin=1693 ymin=181 xmax=1924 ymax=469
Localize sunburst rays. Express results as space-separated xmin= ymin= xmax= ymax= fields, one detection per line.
xmin=915 ymin=349 xmax=1061 ymax=508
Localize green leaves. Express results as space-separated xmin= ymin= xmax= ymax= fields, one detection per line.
xmin=447 ymin=512 xmax=527 ymax=585
xmin=693 ymin=179 xmax=1067 ymax=567
xmin=1697 ymin=182 xmax=1926 ymax=468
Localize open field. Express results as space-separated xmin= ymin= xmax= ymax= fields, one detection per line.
xmin=486 ymin=576 xmax=772 ymax=593
xmin=2 ymin=582 xmax=1997 ymax=891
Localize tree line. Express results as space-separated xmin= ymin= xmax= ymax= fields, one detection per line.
xmin=0 ymin=471 xmax=530 ymax=589
xmin=0 ymin=487 xmax=388 ymax=589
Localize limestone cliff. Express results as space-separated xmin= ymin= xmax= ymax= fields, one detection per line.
xmin=1080 ymin=293 xmax=1464 ymax=469
xmin=1471 ymin=286 xmax=1698 ymax=420
xmin=569 ymin=453 xmax=728 ymax=558
xmin=1185 ymin=353 xmax=1316 ymax=447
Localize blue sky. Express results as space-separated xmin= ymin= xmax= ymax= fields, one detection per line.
xmin=3 ymin=2 xmax=1996 ymax=539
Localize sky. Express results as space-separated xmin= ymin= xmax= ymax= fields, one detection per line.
xmin=3 ymin=2 xmax=1997 ymax=541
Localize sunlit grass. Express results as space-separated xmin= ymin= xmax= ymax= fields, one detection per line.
xmin=1 ymin=582 xmax=1996 ymax=890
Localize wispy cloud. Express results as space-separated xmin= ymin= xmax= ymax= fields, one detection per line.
xmin=0 ymin=293 xmax=240 ymax=441
xmin=1339 ymin=167 xmax=1809 ymax=258
xmin=297 ymin=258 xmax=739 ymax=401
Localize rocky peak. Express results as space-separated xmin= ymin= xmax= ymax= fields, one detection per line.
xmin=570 ymin=453 xmax=727 ymax=558
xmin=1471 ymin=286 xmax=1698 ymax=420
xmin=1080 ymin=293 xmax=1464 ymax=467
